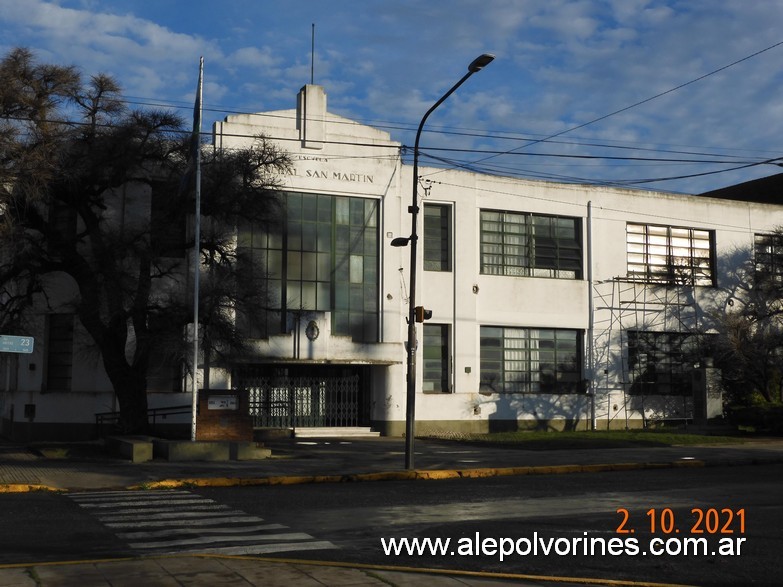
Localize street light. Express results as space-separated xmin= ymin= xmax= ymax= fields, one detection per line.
xmin=392 ymin=53 xmax=494 ymax=470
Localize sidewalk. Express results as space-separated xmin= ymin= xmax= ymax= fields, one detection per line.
xmin=2 ymin=435 xmax=783 ymax=492
xmin=1 ymin=436 xmax=779 ymax=587
xmin=0 ymin=554 xmax=651 ymax=587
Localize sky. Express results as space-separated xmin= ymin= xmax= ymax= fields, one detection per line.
xmin=2 ymin=0 xmax=783 ymax=194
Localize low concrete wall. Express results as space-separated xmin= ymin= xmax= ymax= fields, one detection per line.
xmin=106 ymin=435 xmax=154 ymax=463
xmin=152 ymin=439 xmax=270 ymax=461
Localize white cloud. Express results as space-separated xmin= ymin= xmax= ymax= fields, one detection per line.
xmin=0 ymin=0 xmax=217 ymax=99
xmin=229 ymin=46 xmax=278 ymax=69
xmin=2 ymin=0 xmax=783 ymax=192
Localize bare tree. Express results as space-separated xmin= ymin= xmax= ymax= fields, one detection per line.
xmin=710 ymin=231 xmax=783 ymax=404
xmin=0 ymin=48 xmax=290 ymax=433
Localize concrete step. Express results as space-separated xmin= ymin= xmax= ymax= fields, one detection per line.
xmin=294 ymin=427 xmax=380 ymax=439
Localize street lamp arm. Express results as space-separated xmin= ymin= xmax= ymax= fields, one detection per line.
xmin=413 ymin=54 xmax=495 ymax=163
xmin=403 ymin=53 xmax=494 ymax=470
xmin=414 ymin=70 xmax=473 ymax=155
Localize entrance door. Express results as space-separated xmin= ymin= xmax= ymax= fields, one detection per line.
xmin=238 ymin=365 xmax=368 ymax=429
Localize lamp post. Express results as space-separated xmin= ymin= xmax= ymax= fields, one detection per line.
xmin=392 ymin=53 xmax=494 ymax=470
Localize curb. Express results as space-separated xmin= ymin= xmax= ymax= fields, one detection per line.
xmin=4 ymin=454 xmax=782 ymax=493
xmin=0 ymin=483 xmax=62 ymax=493
xmin=129 ymin=459 xmax=708 ymax=490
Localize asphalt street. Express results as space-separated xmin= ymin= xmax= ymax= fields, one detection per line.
xmin=1 ymin=463 xmax=780 ymax=586
xmin=3 ymin=436 xmax=783 ymax=586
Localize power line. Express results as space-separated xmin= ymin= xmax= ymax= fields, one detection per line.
xmin=4 ymin=110 xmax=778 ymax=189
xmin=460 ymin=39 xmax=783 ymax=170
xmin=119 ymin=90 xmax=781 ymax=167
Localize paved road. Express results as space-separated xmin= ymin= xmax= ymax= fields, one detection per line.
xmin=195 ymin=464 xmax=782 ymax=586
xmin=67 ymin=489 xmax=337 ymax=556
xmin=1 ymin=463 xmax=779 ymax=586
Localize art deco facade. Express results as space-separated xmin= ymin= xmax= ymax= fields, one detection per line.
xmin=2 ymin=84 xmax=782 ymax=439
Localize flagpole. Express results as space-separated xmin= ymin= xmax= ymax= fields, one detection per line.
xmin=190 ymin=57 xmax=204 ymax=442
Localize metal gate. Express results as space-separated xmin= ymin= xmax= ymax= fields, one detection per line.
xmin=245 ymin=374 xmax=361 ymax=428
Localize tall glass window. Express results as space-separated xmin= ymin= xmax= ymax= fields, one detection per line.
xmin=480 ymin=210 xmax=582 ymax=279
xmin=423 ymin=204 xmax=451 ymax=271
xmin=480 ymin=326 xmax=581 ymax=393
xmin=239 ymin=192 xmax=379 ymax=342
xmin=423 ymin=324 xmax=450 ymax=393
xmin=45 ymin=313 xmax=74 ymax=392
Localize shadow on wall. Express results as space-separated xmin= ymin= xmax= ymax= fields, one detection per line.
xmin=708 ymin=241 xmax=783 ymax=404
xmin=482 ymin=392 xmax=591 ymax=432
xmin=588 ymin=243 xmax=758 ymax=423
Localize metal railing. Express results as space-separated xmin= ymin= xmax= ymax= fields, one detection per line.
xmin=95 ymin=404 xmax=191 ymax=437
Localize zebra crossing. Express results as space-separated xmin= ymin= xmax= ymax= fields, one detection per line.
xmin=67 ymin=489 xmax=337 ymax=556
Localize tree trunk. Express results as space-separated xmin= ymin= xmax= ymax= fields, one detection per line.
xmin=109 ymin=367 xmax=149 ymax=434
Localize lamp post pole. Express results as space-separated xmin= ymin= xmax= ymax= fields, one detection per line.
xmin=398 ymin=53 xmax=494 ymax=470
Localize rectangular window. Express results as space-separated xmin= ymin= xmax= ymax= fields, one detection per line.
xmin=240 ymin=192 xmax=379 ymax=343
xmin=423 ymin=324 xmax=450 ymax=393
xmin=628 ymin=331 xmax=705 ymax=396
xmin=46 ymin=314 xmax=74 ymax=392
xmin=47 ymin=199 xmax=77 ymax=256
xmin=146 ymin=347 xmax=183 ymax=393
xmin=626 ymin=223 xmax=715 ymax=286
xmin=754 ymin=233 xmax=783 ymax=284
xmin=480 ymin=210 xmax=582 ymax=279
xmin=479 ymin=326 xmax=581 ymax=393
xmin=151 ymin=184 xmax=186 ymax=258
xmin=423 ymin=204 xmax=451 ymax=271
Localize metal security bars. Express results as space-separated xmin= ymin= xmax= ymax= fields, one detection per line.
xmin=246 ymin=374 xmax=361 ymax=428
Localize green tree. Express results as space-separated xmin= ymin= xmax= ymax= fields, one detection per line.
xmin=0 ymin=48 xmax=290 ymax=433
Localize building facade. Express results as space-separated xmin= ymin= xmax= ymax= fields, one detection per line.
xmin=2 ymin=84 xmax=783 ymax=440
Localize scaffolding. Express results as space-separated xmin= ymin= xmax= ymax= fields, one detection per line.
xmin=591 ymin=277 xmax=700 ymax=428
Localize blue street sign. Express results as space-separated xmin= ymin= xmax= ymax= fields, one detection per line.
xmin=0 ymin=335 xmax=34 ymax=354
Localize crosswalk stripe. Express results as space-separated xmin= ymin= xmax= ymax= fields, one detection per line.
xmin=68 ymin=489 xmax=185 ymax=501
xmin=98 ymin=510 xmax=248 ymax=523
xmin=69 ymin=490 xmax=192 ymax=501
xmin=117 ymin=523 xmax=287 ymax=540
xmin=172 ymin=541 xmax=339 ymax=556
xmin=88 ymin=504 xmax=231 ymax=516
xmin=78 ymin=498 xmax=216 ymax=509
xmin=130 ymin=531 xmax=314 ymax=549
xmin=67 ymin=489 xmax=337 ymax=555
xmin=105 ymin=516 xmax=277 ymax=528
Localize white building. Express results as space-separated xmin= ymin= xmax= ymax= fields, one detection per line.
xmin=3 ymin=84 xmax=782 ymax=440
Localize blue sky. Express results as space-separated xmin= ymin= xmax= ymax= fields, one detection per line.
xmin=2 ymin=0 xmax=783 ymax=194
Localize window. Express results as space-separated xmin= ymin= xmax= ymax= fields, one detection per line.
xmin=423 ymin=204 xmax=451 ymax=271
xmin=626 ymin=224 xmax=715 ymax=286
xmin=480 ymin=326 xmax=581 ymax=393
xmin=480 ymin=210 xmax=582 ymax=279
xmin=240 ymin=192 xmax=379 ymax=342
xmin=45 ymin=314 xmax=74 ymax=392
xmin=151 ymin=184 xmax=186 ymax=258
xmin=146 ymin=353 xmax=183 ymax=393
xmin=47 ymin=199 xmax=76 ymax=256
xmin=423 ymin=324 xmax=450 ymax=393
xmin=628 ymin=331 xmax=705 ymax=396
xmin=754 ymin=233 xmax=783 ymax=284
